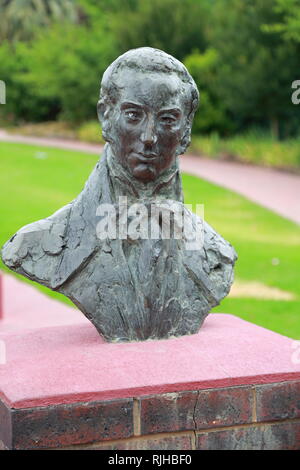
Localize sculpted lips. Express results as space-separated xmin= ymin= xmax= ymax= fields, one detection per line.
xmin=129 ymin=153 xmax=159 ymax=181
xmin=135 ymin=152 xmax=158 ymax=162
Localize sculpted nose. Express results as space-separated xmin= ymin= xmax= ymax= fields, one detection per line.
xmin=141 ymin=116 xmax=157 ymax=145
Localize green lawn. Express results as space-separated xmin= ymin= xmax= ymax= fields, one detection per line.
xmin=0 ymin=142 xmax=299 ymax=339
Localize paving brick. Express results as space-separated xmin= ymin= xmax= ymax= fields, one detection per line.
xmin=140 ymin=386 xmax=253 ymax=435
xmin=0 ymin=440 xmax=8 ymax=450
xmin=256 ymin=381 xmax=300 ymax=422
xmin=11 ymin=399 xmax=134 ymax=449
xmin=197 ymin=422 xmax=300 ymax=450
xmin=140 ymin=391 xmax=197 ymax=434
xmin=0 ymin=401 xmax=11 ymax=449
xmin=194 ymin=386 xmax=253 ymax=429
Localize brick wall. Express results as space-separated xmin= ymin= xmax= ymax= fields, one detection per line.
xmin=1 ymin=380 xmax=300 ymax=450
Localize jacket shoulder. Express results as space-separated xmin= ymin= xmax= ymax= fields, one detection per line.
xmin=1 ymin=204 xmax=71 ymax=289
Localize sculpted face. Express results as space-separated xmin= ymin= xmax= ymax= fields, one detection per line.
xmin=106 ymin=71 xmax=189 ymax=183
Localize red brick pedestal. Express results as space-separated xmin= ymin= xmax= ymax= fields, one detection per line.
xmin=0 ymin=277 xmax=299 ymax=450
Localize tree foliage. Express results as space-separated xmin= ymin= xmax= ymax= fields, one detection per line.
xmin=184 ymin=48 xmax=233 ymax=134
xmin=0 ymin=0 xmax=79 ymax=41
xmin=265 ymin=0 xmax=300 ymax=42
xmin=209 ymin=0 xmax=300 ymax=137
xmin=105 ymin=0 xmax=211 ymax=60
xmin=17 ymin=23 xmax=117 ymax=122
xmin=0 ymin=0 xmax=299 ymax=136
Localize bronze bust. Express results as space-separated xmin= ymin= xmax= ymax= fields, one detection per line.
xmin=2 ymin=48 xmax=237 ymax=342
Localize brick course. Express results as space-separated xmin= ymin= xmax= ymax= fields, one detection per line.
xmin=140 ymin=391 xmax=198 ymax=435
xmin=11 ymin=398 xmax=133 ymax=450
xmin=1 ymin=380 xmax=300 ymax=450
xmin=197 ymin=421 xmax=300 ymax=450
xmin=140 ymin=386 xmax=253 ymax=435
xmin=87 ymin=434 xmax=193 ymax=450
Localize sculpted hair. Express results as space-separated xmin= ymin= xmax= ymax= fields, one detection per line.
xmin=98 ymin=47 xmax=200 ymax=154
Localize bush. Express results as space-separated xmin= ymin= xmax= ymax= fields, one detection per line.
xmin=7 ymin=121 xmax=77 ymax=139
xmin=0 ymin=41 xmax=60 ymax=123
xmin=185 ymin=49 xmax=234 ymax=135
xmin=22 ymin=23 xmax=117 ymax=123
xmin=190 ymin=129 xmax=300 ymax=171
xmin=0 ymin=21 xmax=117 ymax=124
xmin=77 ymin=121 xmax=104 ymax=144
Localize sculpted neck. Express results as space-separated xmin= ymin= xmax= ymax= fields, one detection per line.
xmin=105 ymin=144 xmax=184 ymax=203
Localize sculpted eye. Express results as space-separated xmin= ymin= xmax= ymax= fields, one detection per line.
xmin=160 ymin=115 xmax=179 ymax=125
xmin=124 ymin=109 xmax=142 ymax=122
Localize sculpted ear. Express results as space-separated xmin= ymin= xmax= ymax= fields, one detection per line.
xmin=177 ymin=124 xmax=192 ymax=156
xmin=97 ymin=99 xmax=112 ymax=143
xmin=97 ymin=99 xmax=106 ymax=125
xmin=177 ymin=90 xmax=199 ymax=155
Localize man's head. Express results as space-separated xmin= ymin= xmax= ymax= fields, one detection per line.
xmin=98 ymin=47 xmax=199 ymax=183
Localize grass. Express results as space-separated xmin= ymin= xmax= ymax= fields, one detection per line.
xmin=0 ymin=141 xmax=299 ymax=339
xmin=182 ymin=174 xmax=300 ymax=338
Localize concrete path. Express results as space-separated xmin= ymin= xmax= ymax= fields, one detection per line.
xmin=0 ymin=274 xmax=86 ymax=333
xmin=1 ymin=129 xmax=299 ymax=225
